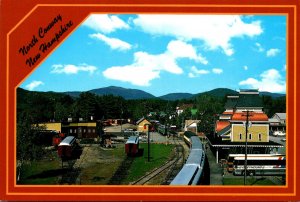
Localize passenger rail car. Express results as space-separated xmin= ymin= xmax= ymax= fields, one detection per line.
xmin=57 ymin=136 xmax=77 ymax=159
xmin=170 ymin=132 xmax=206 ymax=185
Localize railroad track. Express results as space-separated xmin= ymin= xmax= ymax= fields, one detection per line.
xmin=161 ymin=137 xmax=185 ymax=185
xmin=59 ymin=146 xmax=88 ymax=185
xmin=131 ymin=137 xmax=185 ymax=185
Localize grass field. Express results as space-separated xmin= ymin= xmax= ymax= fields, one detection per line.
xmin=123 ymin=143 xmax=175 ymax=184
xmin=18 ymin=150 xmax=61 ymax=185
xmin=223 ymin=177 xmax=278 ymax=185
xmin=17 ymin=143 xmax=175 ymax=185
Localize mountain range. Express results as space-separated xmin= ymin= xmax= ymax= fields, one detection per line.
xmin=61 ymin=86 xmax=285 ymax=100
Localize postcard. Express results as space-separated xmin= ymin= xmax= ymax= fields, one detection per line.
xmin=1 ymin=0 xmax=299 ymax=201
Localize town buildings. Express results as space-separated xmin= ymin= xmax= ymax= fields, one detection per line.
xmin=208 ymin=89 xmax=284 ymax=163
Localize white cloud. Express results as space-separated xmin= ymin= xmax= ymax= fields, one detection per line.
xmin=188 ymin=72 xmax=196 ymax=78
xmin=83 ymin=14 xmax=129 ymax=33
xmin=239 ymin=69 xmax=286 ymax=93
xmin=244 ymin=65 xmax=248 ymax=70
xmin=103 ymin=40 xmax=207 ymax=86
xmin=212 ymin=68 xmax=223 ymax=74
xmin=103 ymin=64 xmax=160 ymax=86
xmin=188 ymin=66 xmax=210 ymax=78
xmin=51 ymin=64 xmax=97 ymax=74
xmin=266 ymin=48 xmax=280 ymax=57
xmin=25 ymin=80 xmax=44 ymax=91
xmin=133 ymin=15 xmax=262 ymax=56
xmin=167 ymin=40 xmax=208 ymax=64
xmin=89 ymin=33 xmax=132 ymax=51
xmin=255 ymin=43 xmax=264 ymax=52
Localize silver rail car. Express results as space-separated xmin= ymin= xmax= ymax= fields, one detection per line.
xmin=170 ymin=133 xmax=206 ymax=185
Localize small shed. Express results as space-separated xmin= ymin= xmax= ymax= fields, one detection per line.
xmin=136 ymin=117 xmax=151 ymax=132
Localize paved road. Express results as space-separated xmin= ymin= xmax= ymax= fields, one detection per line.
xmin=269 ymin=135 xmax=286 ymax=154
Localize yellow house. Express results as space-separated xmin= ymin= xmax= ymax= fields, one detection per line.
xmin=38 ymin=122 xmax=62 ymax=132
xmin=231 ymin=124 xmax=269 ymax=142
xmin=136 ymin=117 xmax=151 ymax=133
xmin=230 ymin=112 xmax=269 ymax=142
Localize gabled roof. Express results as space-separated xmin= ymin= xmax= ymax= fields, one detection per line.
xmin=272 ymin=113 xmax=286 ymax=120
xmin=215 ymin=120 xmax=230 ymax=132
xmin=231 ymin=112 xmax=269 ymax=121
xmin=217 ymin=124 xmax=231 ymax=137
xmin=136 ymin=117 xmax=150 ymax=125
xmin=268 ymin=118 xmax=280 ymax=123
xmin=185 ymin=120 xmax=200 ymax=128
xmin=235 ymin=93 xmax=263 ymax=108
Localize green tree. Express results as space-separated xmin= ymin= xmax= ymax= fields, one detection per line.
xmin=17 ymin=112 xmax=45 ymax=181
xmin=74 ymin=92 xmax=98 ymax=121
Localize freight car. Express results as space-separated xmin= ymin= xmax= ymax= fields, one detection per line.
xmin=57 ymin=136 xmax=77 ymax=159
xmin=125 ymin=136 xmax=139 ymax=156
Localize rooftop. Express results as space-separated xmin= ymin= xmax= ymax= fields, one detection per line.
xmin=231 ymin=112 xmax=269 ymax=121
xmin=235 ymin=93 xmax=263 ymax=108
xmin=273 ymin=113 xmax=286 ymax=120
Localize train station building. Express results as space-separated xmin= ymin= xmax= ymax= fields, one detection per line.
xmin=207 ymin=89 xmax=284 ymax=163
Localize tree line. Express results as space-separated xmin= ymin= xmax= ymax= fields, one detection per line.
xmin=17 ymin=88 xmax=286 ymax=130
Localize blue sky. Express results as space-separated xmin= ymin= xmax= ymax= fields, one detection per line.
xmin=21 ymin=14 xmax=287 ymax=96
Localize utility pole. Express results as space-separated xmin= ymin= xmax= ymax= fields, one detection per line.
xmin=242 ymin=110 xmax=252 ymax=185
xmin=144 ymin=123 xmax=151 ymax=162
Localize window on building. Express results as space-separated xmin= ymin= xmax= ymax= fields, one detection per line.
xmin=258 ymin=133 xmax=262 ymax=141
xmin=83 ymin=129 xmax=86 ymax=133
xmin=249 ymin=133 xmax=252 ymax=140
xmin=70 ymin=129 xmax=72 ymax=133
xmin=88 ymin=129 xmax=91 ymax=133
xmin=74 ymin=129 xmax=77 ymax=133
xmin=93 ymin=129 xmax=95 ymax=133
xmin=239 ymin=133 xmax=242 ymax=140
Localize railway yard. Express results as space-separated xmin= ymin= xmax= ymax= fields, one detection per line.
xmin=18 ymin=125 xmax=286 ymax=186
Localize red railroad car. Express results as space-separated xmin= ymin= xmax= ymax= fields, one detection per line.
xmin=57 ymin=136 xmax=76 ymax=158
xmin=52 ymin=132 xmax=65 ymax=147
xmin=125 ymin=136 xmax=139 ymax=156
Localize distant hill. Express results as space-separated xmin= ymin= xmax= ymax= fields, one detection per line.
xmin=88 ymin=86 xmax=156 ymax=100
xmin=159 ymin=93 xmax=194 ymax=101
xmin=63 ymin=91 xmax=81 ymax=98
xmin=18 ymin=86 xmax=286 ymax=101
xmin=196 ymin=88 xmax=238 ymax=98
xmin=260 ymin=91 xmax=286 ymax=98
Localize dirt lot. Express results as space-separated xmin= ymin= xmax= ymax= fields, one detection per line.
xmin=76 ymin=144 xmax=126 ymax=185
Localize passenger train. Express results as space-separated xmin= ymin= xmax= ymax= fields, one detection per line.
xmin=170 ymin=131 xmax=207 ymax=185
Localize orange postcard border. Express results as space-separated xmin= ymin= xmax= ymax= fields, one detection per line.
xmin=3 ymin=1 xmax=299 ymax=201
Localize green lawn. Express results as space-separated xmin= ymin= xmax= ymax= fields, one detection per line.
xmin=123 ymin=143 xmax=175 ymax=184
xmin=223 ymin=177 xmax=277 ymax=185
xmin=18 ymin=151 xmax=62 ymax=185
xmin=17 ymin=143 xmax=175 ymax=185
